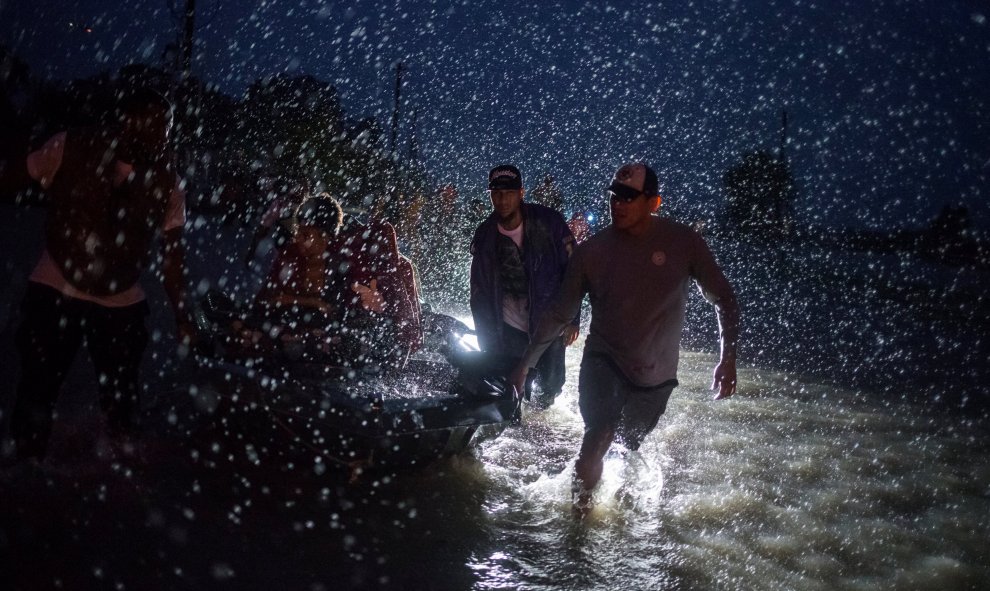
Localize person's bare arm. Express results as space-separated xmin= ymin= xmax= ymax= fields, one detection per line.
xmin=711 ymin=294 xmax=739 ymax=399
xmin=162 ymin=227 xmax=197 ymax=344
xmin=691 ymin=232 xmax=739 ymax=400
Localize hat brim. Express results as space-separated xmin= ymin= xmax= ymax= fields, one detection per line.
xmin=608 ymin=181 xmax=642 ymax=201
xmin=489 ymin=180 xmax=523 ymax=190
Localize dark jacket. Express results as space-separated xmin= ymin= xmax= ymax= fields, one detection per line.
xmin=469 ymin=202 xmax=576 ymax=352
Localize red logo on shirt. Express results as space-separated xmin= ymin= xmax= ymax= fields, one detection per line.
xmin=651 ymin=251 xmax=666 ymax=266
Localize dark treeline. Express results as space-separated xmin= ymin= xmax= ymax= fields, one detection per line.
xmin=714 ymin=146 xmax=989 ymax=270
xmin=0 ymin=44 xmax=482 ymax=304
xmin=3 ymin=42 xmax=986 ymax=306
xmin=0 ymin=45 xmax=428 ymax=225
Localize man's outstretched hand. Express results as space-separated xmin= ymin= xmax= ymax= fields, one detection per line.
xmin=711 ymin=358 xmax=737 ymax=400
xmin=562 ymin=325 xmax=579 ymax=347
xmin=508 ymin=363 xmax=528 ymax=401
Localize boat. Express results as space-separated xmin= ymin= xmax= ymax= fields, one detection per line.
xmin=179 ymin=291 xmax=520 ymax=472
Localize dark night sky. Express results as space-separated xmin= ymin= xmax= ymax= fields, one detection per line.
xmin=2 ymin=0 xmax=988 ymax=229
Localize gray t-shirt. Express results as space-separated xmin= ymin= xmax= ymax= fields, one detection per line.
xmin=522 ymin=216 xmax=737 ymax=388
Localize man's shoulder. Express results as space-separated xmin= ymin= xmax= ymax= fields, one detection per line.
xmin=63 ymin=126 xmax=112 ymax=150
xmin=470 ymin=215 xmax=497 ymax=253
xmin=472 ymin=215 xmax=497 ymax=237
xmin=573 ymin=227 xmax=613 ymax=258
xmin=654 ymin=216 xmax=703 ymax=241
xmin=584 ymin=224 xmax=616 ymax=244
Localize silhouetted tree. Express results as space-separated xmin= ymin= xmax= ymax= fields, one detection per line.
xmin=530 ymin=175 xmax=563 ymax=213
xmin=722 ymin=150 xmax=794 ymax=237
xmin=239 ymin=75 xmax=345 ymax=182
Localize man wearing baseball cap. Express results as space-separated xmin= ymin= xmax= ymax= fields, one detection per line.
xmin=470 ymin=164 xmax=578 ymax=409
xmin=509 ymin=162 xmax=739 ymax=514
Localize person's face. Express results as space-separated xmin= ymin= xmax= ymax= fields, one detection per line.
xmin=122 ymin=105 xmax=172 ymax=162
xmin=490 ymin=188 xmax=524 ymax=222
xmin=295 ymin=225 xmax=330 ymax=256
xmin=609 ymin=190 xmax=660 ymax=231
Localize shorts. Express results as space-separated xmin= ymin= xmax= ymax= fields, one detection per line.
xmin=578 ymin=353 xmax=676 ymax=451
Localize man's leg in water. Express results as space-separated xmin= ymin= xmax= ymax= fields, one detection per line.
xmin=532 ymin=337 xmax=565 ymax=408
xmin=574 ymin=354 xmax=624 ymax=491
xmin=575 ymin=425 xmax=616 ymax=491
xmin=501 ymin=323 xmax=539 ymax=398
xmin=86 ymin=300 xmax=149 ymax=438
xmin=615 ymin=384 xmax=675 ymax=452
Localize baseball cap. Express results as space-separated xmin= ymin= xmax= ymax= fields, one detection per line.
xmin=608 ymin=163 xmax=659 ymax=201
xmin=488 ymin=164 xmax=523 ymax=190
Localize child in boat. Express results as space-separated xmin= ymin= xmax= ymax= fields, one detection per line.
xmin=253 ymin=193 xmax=345 ymax=321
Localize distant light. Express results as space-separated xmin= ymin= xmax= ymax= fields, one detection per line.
xmin=586 ymin=214 xmax=595 ymax=222
xmin=84 ymin=27 xmax=93 ymax=33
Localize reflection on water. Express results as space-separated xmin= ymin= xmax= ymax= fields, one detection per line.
xmin=2 ymin=217 xmax=988 ymax=589
xmin=466 ymin=346 xmax=989 ymax=590
xmin=3 ymin=343 xmax=988 ymax=590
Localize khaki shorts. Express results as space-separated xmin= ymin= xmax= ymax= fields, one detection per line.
xmin=578 ymin=353 xmax=676 ymax=451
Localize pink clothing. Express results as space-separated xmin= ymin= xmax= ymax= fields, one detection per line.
xmin=25 ymin=132 xmax=186 ymax=307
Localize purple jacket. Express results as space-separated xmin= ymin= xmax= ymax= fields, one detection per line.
xmin=469 ymin=202 xmax=576 ymax=352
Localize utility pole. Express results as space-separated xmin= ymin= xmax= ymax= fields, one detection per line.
xmin=408 ymin=106 xmax=419 ymax=165
xmin=778 ymin=109 xmax=788 ymax=165
xmin=180 ymin=0 xmax=196 ymax=80
xmin=390 ymin=62 xmax=405 ymax=156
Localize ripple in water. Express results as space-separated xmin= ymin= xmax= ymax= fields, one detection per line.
xmin=467 ymin=346 xmax=990 ymax=590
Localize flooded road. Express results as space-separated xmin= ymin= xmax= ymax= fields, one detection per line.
xmin=2 ymin=211 xmax=988 ymax=589
xmin=4 ymin=343 xmax=988 ymax=590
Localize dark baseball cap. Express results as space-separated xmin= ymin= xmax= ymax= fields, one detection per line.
xmin=608 ymin=163 xmax=659 ymax=200
xmin=488 ymin=164 xmax=523 ymax=190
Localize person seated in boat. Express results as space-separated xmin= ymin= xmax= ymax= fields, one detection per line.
xmin=337 ymin=216 xmax=424 ymax=368
xmin=252 ymin=193 xmax=345 ymax=324
xmin=243 ymin=174 xmax=311 ymax=267
xmin=371 ymin=218 xmax=423 ymax=354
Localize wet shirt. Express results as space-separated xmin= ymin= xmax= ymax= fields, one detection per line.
xmin=522 ymin=216 xmax=736 ymax=388
xmin=496 ymin=222 xmax=528 ymax=332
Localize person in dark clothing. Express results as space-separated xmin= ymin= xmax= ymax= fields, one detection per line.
xmin=470 ymin=164 xmax=578 ymax=409
xmin=6 ymin=88 xmax=195 ymax=462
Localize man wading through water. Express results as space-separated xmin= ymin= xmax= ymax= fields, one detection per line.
xmin=509 ymin=163 xmax=739 ymax=515
xmin=470 ymin=164 xmax=578 ymax=409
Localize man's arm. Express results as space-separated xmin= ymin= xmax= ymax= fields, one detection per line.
xmin=690 ymin=232 xmax=739 ymax=400
xmin=710 ymin=292 xmax=739 ymax=399
xmin=553 ymin=213 xmax=581 ymax=345
xmin=509 ymin=248 xmax=587 ymax=396
xmin=162 ymin=227 xmax=197 ymax=344
xmin=468 ymin=229 xmax=496 ymax=350
xmin=2 ymin=131 xmax=65 ymax=203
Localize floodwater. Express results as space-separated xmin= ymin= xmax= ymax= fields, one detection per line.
xmin=2 ymin=210 xmax=989 ymax=589
xmin=3 ymin=343 xmax=988 ymax=590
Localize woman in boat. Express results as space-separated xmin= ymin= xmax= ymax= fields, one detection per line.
xmin=337 ymin=215 xmax=423 ymax=369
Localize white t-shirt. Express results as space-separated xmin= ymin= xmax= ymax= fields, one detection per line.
xmin=26 ymin=131 xmax=187 ymax=307
xmin=497 ymin=221 xmax=529 ymax=332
